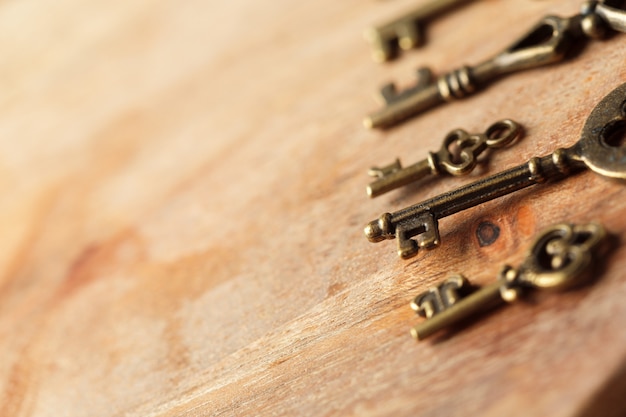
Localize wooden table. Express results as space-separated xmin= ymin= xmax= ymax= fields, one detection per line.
xmin=1 ymin=0 xmax=626 ymax=415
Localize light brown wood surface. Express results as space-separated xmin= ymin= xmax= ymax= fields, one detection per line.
xmin=2 ymin=0 xmax=626 ymax=416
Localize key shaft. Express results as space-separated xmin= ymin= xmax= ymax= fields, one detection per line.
xmin=365 ymin=83 xmax=442 ymax=129
xmin=368 ymin=158 xmax=435 ymax=198
xmin=399 ymin=152 xmax=578 ymax=221
xmin=411 ymin=280 xmax=504 ymax=340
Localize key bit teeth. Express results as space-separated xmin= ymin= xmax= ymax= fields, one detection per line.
xmin=410 ymin=326 xmax=421 ymax=340
xmin=418 ymin=233 xmax=440 ymax=249
xmin=396 ymin=20 xmax=422 ymax=50
xmin=416 ymin=215 xmax=440 ymax=249
xmin=399 ymin=31 xmax=422 ymax=50
xmin=380 ymin=83 xmax=399 ymax=104
xmin=415 ymin=67 xmax=434 ymax=87
xmin=368 ymin=159 xmax=402 ymax=178
xmin=399 ymin=240 xmax=419 ymax=259
xmin=363 ymin=28 xmax=392 ymax=63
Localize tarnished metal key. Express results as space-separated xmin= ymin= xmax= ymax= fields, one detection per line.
xmin=364 ymin=0 xmax=475 ymax=63
xmin=364 ymin=82 xmax=626 ymax=259
xmin=364 ymin=0 xmax=626 ymax=128
xmin=411 ymin=222 xmax=607 ymax=340
xmin=367 ymin=119 xmax=522 ymax=198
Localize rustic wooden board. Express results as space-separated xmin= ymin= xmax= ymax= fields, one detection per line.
xmin=1 ymin=0 xmax=626 ymax=416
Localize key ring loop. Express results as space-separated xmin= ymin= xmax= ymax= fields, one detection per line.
xmin=485 ymin=119 xmax=523 ymax=148
xmin=437 ymin=119 xmax=522 ymax=175
xmin=518 ymin=223 xmax=606 ymax=290
xmin=437 ymin=129 xmax=486 ymax=176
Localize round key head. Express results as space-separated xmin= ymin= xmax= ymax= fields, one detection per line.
xmin=517 ymin=222 xmax=606 ymax=291
xmin=578 ymin=82 xmax=626 ymax=179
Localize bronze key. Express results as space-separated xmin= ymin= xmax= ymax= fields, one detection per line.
xmin=364 ymin=82 xmax=626 ymax=259
xmin=364 ymin=0 xmax=626 ymax=128
xmin=411 ymin=222 xmax=607 ymax=340
xmin=364 ymin=0 xmax=475 ymax=63
xmin=367 ymin=119 xmax=522 ymax=198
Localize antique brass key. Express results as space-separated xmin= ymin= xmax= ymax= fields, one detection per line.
xmin=411 ymin=222 xmax=607 ymax=340
xmin=367 ymin=119 xmax=522 ymax=198
xmin=364 ymin=82 xmax=626 ymax=259
xmin=364 ymin=0 xmax=475 ymax=63
xmin=365 ymin=0 xmax=626 ymax=128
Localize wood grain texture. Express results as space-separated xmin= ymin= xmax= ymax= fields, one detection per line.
xmin=1 ymin=0 xmax=626 ymax=416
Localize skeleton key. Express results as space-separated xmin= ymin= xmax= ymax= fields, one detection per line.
xmin=367 ymin=119 xmax=522 ymax=198
xmin=364 ymin=0 xmax=475 ymax=63
xmin=411 ymin=222 xmax=607 ymax=340
xmin=364 ymin=0 xmax=626 ymax=129
xmin=364 ymin=82 xmax=626 ymax=259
